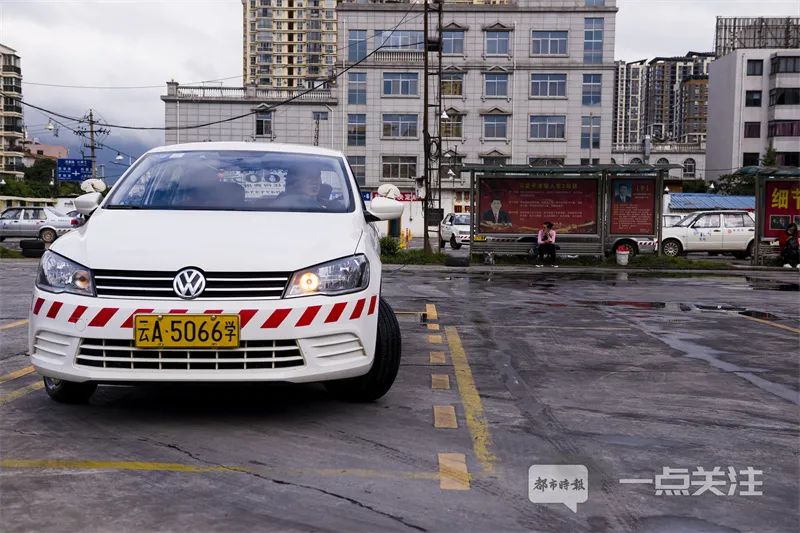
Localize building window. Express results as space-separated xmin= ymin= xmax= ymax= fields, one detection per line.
xmin=656 ymin=158 xmax=670 ymax=165
xmin=745 ymin=90 xmax=762 ymax=107
xmin=382 ymin=156 xmax=417 ymax=180
xmin=630 ymin=157 xmax=643 ymax=165
xmin=529 ymin=157 xmax=565 ymax=166
xmin=529 ymin=115 xmax=566 ymax=139
xmin=581 ymin=116 xmax=601 ymax=149
xmin=382 ymin=114 xmax=418 ymax=138
xmin=580 ymin=158 xmax=600 ymax=165
xmin=777 ymin=152 xmax=800 ymax=166
xmin=348 ymin=30 xmax=367 ymax=62
xmin=485 ymin=31 xmax=510 ymax=55
xmin=582 ymin=74 xmax=602 ymax=105
xmin=746 ymin=59 xmax=763 ymax=76
xmin=442 ymin=31 xmax=465 ymax=54
xmin=441 ymin=72 xmax=464 ymax=96
xmin=770 ymin=56 xmax=800 ymax=75
xmin=383 ymin=73 xmax=419 ymax=96
xmin=483 ymin=115 xmax=508 ymax=139
xmin=375 ymin=30 xmax=424 ymax=51
xmin=440 ymin=114 xmax=464 ymax=138
xmin=742 ymin=152 xmax=760 ymax=166
xmin=347 ymin=155 xmax=366 ymax=186
xmin=585 ymin=0 xmax=605 ymax=5
xmin=482 ymin=156 xmax=508 ymax=166
xmin=255 ymin=112 xmax=273 ymax=136
xmin=484 ymin=73 xmax=509 ymax=97
xmin=583 ymin=18 xmax=604 ymax=64
xmin=743 ymin=122 xmax=761 ymax=138
xmin=531 ymin=31 xmax=567 ymax=55
xmin=769 ymin=87 xmax=800 ymax=106
xmin=530 ymin=73 xmax=566 ymax=97
xmin=682 ymin=158 xmax=696 ymax=178
xmin=312 ymin=111 xmax=328 ymax=121
xmin=347 ymin=72 xmax=366 ymax=104
xmin=768 ymin=120 xmax=800 ymax=137
xmin=347 ymin=114 xmax=366 ymax=146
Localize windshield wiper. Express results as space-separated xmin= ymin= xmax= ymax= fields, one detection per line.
xmin=105 ymin=204 xmax=144 ymax=209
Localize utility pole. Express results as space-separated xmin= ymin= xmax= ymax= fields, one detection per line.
xmin=88 ymin=110 xmax=97 ymax=178
xmin=75 ymin=109 xmax=109 ymax=179
xmin=422 ymin=0 xmax=431 ymax=252
xmin=422 ymin=0 xmax=443 ymax=253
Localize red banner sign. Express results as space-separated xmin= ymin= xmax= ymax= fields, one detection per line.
xmin=370 ymin=191 xmax=417 ymax=202
xmin=609 ymin=178 xmax=656 ymax=235
xmin=764 ymin=181 xmax=800 ymax=238
xmin=478 ymin=178 xmax=598 ymax=234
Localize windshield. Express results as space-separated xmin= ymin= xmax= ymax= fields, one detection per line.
xmin=454 ymin=214 xmax=471 ymax=225
xmin=105 ymin=150 xmax=354 ymax=213
xmin=674 ymin=214 xmax=697 ymax=227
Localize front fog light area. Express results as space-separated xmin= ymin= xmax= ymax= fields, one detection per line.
xmin=286 ymin=255 xmax=369 ymax=297
xmin=36 ymin=250 xmax=95 ymax=297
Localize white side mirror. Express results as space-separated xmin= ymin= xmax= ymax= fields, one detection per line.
xmin=368 ymin=196 xmax=404 ymax=221
xmin=80 ymin=178 xmax=107 ymax=193
xmin=75 ymin=192 xmax=103 ymax=216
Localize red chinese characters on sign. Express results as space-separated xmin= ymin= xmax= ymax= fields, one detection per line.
xmin=764 ymin=181 xmax=800 ymax=238
xmin=609 ymin=179 xmax=656 ymax=235
xmin=370 ymin=191 xmax=417 ymax=202
xmin=479 ymin=179 xmax=598 ymax=234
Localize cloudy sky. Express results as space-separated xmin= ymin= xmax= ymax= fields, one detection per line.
xmin=2 ymin=0 xmax=798 ymax=176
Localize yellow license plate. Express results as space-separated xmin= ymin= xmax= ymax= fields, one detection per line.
xmin=134 ymin=314 xmax=240 ymax=349
xmin=473 ymin=235 xmax=487 ymax=242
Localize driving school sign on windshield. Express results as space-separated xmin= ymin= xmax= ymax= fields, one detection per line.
xmin=479 ymin=178 xmax=598 ymax=234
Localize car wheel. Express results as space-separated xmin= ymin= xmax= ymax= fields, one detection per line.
xmin=43 ymin=376 xmax=97 ymax=404
xmin=450 ymin=235 xmax=462 ymax=250
xmin=20 ymin=239 xmax=45 ymax=250
xmin=39 ymin=228 xmax=57 ymax=244
xmin=439 ymin=238 xmax=447 ymax=248
xmin=21 ymin=248 xmax=44 ymax=258
xmin=733 ymin=242 xmax=754 ymax=260
xmin=662 ymin=239 xmax=682 ymax=257
xmin=325 ymin=297 xmax=401 ymax=402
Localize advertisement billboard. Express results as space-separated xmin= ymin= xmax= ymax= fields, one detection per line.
xmin=764 ymin=181 xmax=800 ymax=238
xmin=478 ymin=178 xmax=598 ymax=234
xmin=609 ymin=178 xmax=656 ymax=235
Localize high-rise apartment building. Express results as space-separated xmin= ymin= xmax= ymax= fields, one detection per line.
xmin=677 ymin=75 xmax=708 ymax=144
xmin=242 ymin=0 xmax=338 ymax=89
xmin=1 ymin=43 xmax=24 ymax=181
xmin=613 ymin=59 xmax=645 ymax=144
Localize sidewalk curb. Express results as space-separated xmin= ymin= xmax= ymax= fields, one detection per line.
xmin=382 ymin=263 xmax=800 ymax=277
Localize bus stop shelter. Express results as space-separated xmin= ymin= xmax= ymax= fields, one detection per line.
xmin=463 ymin=164 xmax=677 ymax=258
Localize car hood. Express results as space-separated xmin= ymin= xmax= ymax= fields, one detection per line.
xmin=50 ymin=208 xmax=364 ymax=272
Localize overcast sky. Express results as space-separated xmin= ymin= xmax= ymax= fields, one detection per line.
xmin=2 ymin=0 xmax=798 ymax=175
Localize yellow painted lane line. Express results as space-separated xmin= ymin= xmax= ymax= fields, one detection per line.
xmin=445 ymin=326 xmax=497 ymax=474
xmin=0 ymin=459 xmax=440 ymax=481
xmin=0 ymin=381 xmax=44 ymax=407
xmin=433 ymin=405 xmax=458 ymax=429
xmin=429 ymin=351 xmax=447 ymax=365
xmin=427 ymin=323 xmax=440 ymax=331
xmin=438 ymin=453 xmax=470 ymax=491
xmin=0 ymin=319 xmax=28 ymax=331
xmin=0 ymin=365 xmax=35 ymax=385
xmin=426 ymin=304 xmax=438 ymax=321
xmin=431 ymin=374 xmax=450 ymax=390
xmin=740 ymin=314 xmax=800 ymax=335
xmin=428 ymin=334 xmax=443 ymax=344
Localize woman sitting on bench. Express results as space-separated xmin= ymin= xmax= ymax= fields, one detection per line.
xmin=537 ymin=222 xmax=557 ymax=264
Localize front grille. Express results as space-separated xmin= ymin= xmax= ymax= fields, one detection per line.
xmin=93 ymin=269 xmax=291 ymax=300
xmin=75 ymin=339 xmax=304 ymax=370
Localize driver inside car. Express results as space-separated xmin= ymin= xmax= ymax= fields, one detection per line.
xmin=273 ymin=166 xmax=326 ymax=209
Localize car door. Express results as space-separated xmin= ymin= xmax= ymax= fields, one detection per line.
xmin=0 ymin=208 xmax=22 ymax=237
xmin=687 ymin=213 xmax=723 ymax=251
xmin=20 ymin=208 xmax=46 ymax=237
xmin=441 ymin=214 xmax=453 ymax=240
xmin=722 ymin=213 xmax=751 ymax=250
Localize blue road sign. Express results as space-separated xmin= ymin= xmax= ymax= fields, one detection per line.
xmin=361 ymin=191 xmax=372 ymax=202
xmin=56 ymin=159 xmax=93 ymax=182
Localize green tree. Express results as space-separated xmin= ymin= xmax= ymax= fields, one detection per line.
xmin=0 ymin=159 xmax=81 ymax=198
xmin=717 ymin=173 xmax=755 ymax=196
xmin=681 ymin=180 xmax=709 ymax=193
xmin=761 ymin=145 xmax=777 ymax=167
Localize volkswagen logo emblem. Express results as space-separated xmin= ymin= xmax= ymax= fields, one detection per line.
xmin=173 ymin=268 xmax=206 ymax=299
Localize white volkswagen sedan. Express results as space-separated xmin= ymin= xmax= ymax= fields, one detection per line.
xmin=439 ymin=213 xmax=471 ymax=249
xmin=28 ymin=143 xmax=404 ymax=403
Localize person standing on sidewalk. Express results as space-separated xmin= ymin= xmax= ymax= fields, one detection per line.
xmin=780 ymin=223 xmax=799 ymax=269
xmin=537 ymin=222 xmax=557 ymax=265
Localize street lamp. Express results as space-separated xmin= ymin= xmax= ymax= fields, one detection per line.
xmin=46 ymin=119 xmax=55 ymax=131
xmin=664 ymin=186 xmax=670 ymax=193
xmin=708 ymin=182 xmax=716 ymax=192
xmin=115 ymin=152 xmax=124 ymax=162
xmin=0 ymin=178 xmax=6 ymax=186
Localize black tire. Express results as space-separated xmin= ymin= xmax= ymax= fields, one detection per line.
xmin=43 ymin=377 xmax=97 ymax=404
xmin=450 ymin=235 xmax=462 ymax=250
xmin=21 ymin=248 xmax=44 ymax=258
xmin=662 ymin=239 xmax=683 ymax=257
xmin=439 ymin=238 xmax=447 ymax=249
xmin=733 ymin=242 xmax=754 ymax=260
xmin=39 ymin=228 xmax=57 ymax=244
xmin=20 ymin=239 xmax=45 ymax=250
xmin=325 ymin=297 xmax=401 ymax=402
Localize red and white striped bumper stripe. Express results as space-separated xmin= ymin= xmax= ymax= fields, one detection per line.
xmin=31 ymin=295 xmax=379 ymax=331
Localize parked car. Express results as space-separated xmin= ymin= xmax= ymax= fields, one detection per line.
xmin=661 ymin=210 xmax=755 ymax=259
xmin=662 ymin=214 xmax=684 ymax=228
xmin=0 ymin=206 xmax=79 ymax=243
xmin=440 ymin=213 xmax=471 ymax=249
xmin=29 ymin=142 xmax=405 ymax=404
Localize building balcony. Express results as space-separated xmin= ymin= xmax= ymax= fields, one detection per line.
xmin=1 ymin=64 xmax=21 ymax=75
xmin=3 ymin=163 xmax=25 ymax=172
xmin=612 ymin=141 xmax=706 ymax=154
xmin=2 ymin=85 xmax=22 ymax=94
xmin=371 ymin=50 xmax=424 ymax=64
xmin=3 ymin=104 xmax=22 ymax=115
xmin=1 ymin=124 xmax=24 ymax=135
xmin=165 ymin=83 xmax=337 ymax=104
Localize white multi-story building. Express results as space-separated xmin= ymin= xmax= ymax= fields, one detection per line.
xmin=707 ymin=48 xmax=800 ymax=181
xmin=164 ymin=0 xmax=618 ymax=234
xmin=1 ymin=43 xmax=24 ymax=181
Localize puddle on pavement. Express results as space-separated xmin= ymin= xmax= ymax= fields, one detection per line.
xmin=577 ymin=300 xmax=667 ymax=309
xmin=695 ymin=304 xmax=748 ymax=312
xmin=739 ymin=310 xmax=782 ymax=321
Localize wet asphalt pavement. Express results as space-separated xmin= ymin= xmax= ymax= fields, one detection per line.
xmin=1 ymin=258 xmax=798 ymax=532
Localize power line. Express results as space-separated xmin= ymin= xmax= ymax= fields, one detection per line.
xmin=22 ymin=75 xmax=244 ymax=90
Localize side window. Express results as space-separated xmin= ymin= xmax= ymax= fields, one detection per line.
xmin=743 ymin=214 xmax=755 ymax=227
xmin=1 ymin=209 xmax=21 ymax=220
xmin=23 ymin=209 xmax=41 ymax=220
xmin=694 ymin=214 xmax=720 ymax=228
xmin=443 ymin=214 xmax=453 ymax=225
xmin=723 ymin=213 xmax=744 ymax=228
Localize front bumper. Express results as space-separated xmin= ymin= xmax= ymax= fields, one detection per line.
xmin=452 ymin=234 xmax=470 ymax=245
xmin=28 ymin=289 xmax=379 ymax=384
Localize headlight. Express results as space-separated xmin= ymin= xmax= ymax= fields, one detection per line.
xmin=285 ymin=255 xmax=369 ymax=298
xmin=36 ymin=251 xmax=95 ymax=297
